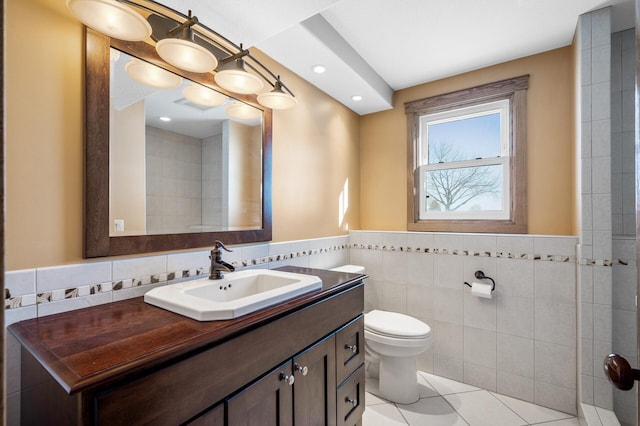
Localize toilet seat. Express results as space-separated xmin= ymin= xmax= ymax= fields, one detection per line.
xmin=365 ymin=310 xmax=431 ymax=339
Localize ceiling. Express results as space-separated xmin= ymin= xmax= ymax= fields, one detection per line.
xmin=161 ymin=0 xmax=636 ymax=115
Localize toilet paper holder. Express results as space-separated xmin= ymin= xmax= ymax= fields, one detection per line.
xmin=463 ymin=270 xmax=496 ymax=292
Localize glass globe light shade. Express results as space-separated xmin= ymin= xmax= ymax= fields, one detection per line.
xmin=66 ymin=0 xmax=152 ymax=41
xmin=257 ymin=89 xmax=297 ymax=110
xmin=215 ymin=67 xmax=264 ymax=95
xmin=125 ymin=59 xmax=182 ymax=89
xmin=156 ymin=38 xmax=218 ymax=74
xmin=182 ymin=84 xmax=228 ymax=107
xmin=225 ymin=102 xmax=262 ymax=120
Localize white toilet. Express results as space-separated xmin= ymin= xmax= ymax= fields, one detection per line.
xmin=330 ymin=265 xmax=432 ymax=404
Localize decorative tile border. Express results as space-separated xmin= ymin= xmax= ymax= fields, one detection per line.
xmin=349 ymin=243 xmax=635 ymax=267
xmin=6 ymin=240 xmax=632 ymax=311
xmin=4 ymin=243 xmax=350 ymax=311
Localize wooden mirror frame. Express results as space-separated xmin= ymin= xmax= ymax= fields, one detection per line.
xmin=84 ymin=29 xmax=272 ymax=257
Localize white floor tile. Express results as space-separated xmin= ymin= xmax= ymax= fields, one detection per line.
xmin=365 ymin=390 xmax=387 ymax=406
xmin=362 ymin=403 xmax=408 ymax=425
xmin=363 ymin=371 xmax=583 ymax=426
xmin=397 ymin=396 xmax=469 ymax=426
xmin=366 ymin=373 xmax=439 ymax=403
xmin=418 ymin=372 xmax=440 ymax=398
xmin=594 ymin=407 xmax=621 ymax=426
xmin=491 ymin=392 xmax=573 ymax=424
xmin=537 ymin=419 xmax=582 ymax=426
xmin=443 ymin=390 xmax=527 ymax=426
xmin=421 ymin=371 xmax=481 ymax=395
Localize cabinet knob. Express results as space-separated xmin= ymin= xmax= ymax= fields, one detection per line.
xmin=295 ymin=364 xmax=309 ymax=376
xmin=604 ymin=353 xmax=640 ymax=391
xmin=345 ymin=397 xmax=358 ymax=407
xmin=345 ymin=344 xmax=357 ymax=353
xmin=279 ymin=372 xmax=295 ymax=386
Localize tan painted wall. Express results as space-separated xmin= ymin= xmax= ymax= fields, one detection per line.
xmin=359 ymin=47 xmax=576 ymax=235
xmin=110 ymin=100 xmax=147 ymax=235
xmin=6 ymin=0 xmax=361 ymax=269
xmin=228 ymin=121 xmax=262 ymax=228
xmin=252 ymin=50 xmax=362 ymax=243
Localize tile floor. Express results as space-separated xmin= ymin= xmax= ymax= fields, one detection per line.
xmin=363 ymin=372 xmax=580 ymax=426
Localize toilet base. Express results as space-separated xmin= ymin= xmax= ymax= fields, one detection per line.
xmin=378 ymin=354 xmax=419 ymax=404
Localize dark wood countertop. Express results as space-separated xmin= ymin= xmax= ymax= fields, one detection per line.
xmin=8 ymin=266 xmax=366 ymax=394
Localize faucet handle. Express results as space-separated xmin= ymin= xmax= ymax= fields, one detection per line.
xmin=213 ymin=240 xmax=233 ymax=253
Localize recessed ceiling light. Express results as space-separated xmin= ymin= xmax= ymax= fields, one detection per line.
xmin=313 ymin=64 xmax=326 ymax=74
xmin=159 ymin=116 xmax=171 ymax=122
xmin=351 ymin=95 xmax=362 ymax=102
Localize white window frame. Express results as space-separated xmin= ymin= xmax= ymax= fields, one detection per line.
xmin=417 ymin=100 xmax=510 ymax=220
xmin=405 ymin=75 xmax=529 ymax=234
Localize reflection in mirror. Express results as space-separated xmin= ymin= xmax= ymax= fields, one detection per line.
xmin=109 ymin=49 xmax=263 ymax=237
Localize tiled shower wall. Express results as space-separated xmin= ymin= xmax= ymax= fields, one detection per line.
xmin=350 ymin=230 xmax=580 ymax=415
xmin=611 ymin=27 xmax=638 ymax=426
xmin=146 ymin=126 xmax=204 ymax=234
xmin=576 ymin=7 xmax=615 ymax=414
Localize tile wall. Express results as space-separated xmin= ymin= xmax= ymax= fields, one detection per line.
xmin=350 ymin=230 xmax=581 ymax=415
xmin=4 ymin=235 xmax=350 ymax=425
xmin=611 ymin=27 xmax=638 ymax=426
xmin=576 ymin=7 xmax=615 ymax=413
xmin=7 ymin=229 xmax=630 ymax=422
xmin=611 ymin=28 xmax=636 ymax=237
xmin=145 ymin=126 xmax=206 ymax=234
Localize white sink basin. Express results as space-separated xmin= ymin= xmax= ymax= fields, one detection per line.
xmin=144 ymin=269 xmax=323 ymax=321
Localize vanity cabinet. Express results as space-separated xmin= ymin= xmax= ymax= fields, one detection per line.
xmin=194 ymin=316 xmax=364 ymax=426
xmin=11 ymin=267 xmax=366 ymax=426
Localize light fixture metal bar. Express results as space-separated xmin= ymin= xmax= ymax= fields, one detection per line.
xmin=118 ymin=0 xmax=295 ymax=97
xmin=219 ymin=49 xmax=250 ymax=66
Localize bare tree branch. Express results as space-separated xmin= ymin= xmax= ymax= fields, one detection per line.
xmin=425 ymin=140 xmax=501 ymax=211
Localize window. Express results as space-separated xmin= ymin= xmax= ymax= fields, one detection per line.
xmin=406 ymin=75 xmax=528 ymax=233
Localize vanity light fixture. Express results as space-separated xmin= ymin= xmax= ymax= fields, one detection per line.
xmin=67 ymin=0 xmax=297 ymax=110
xmin=225 ymin=102 xmax=262 ymax=120
xmin=125 ymin=58 xmax=182 ymax=89
xmin=154 ymin=11 xmax=219 ymax=73
xmin=182 ymin=83 xmax=228 ymax=107
xmin=257 ymin=77 xmax=297 ymax=110
xmin=66 ymin=0 xmax=152 ymax=41
xmin=215 ymin=57 xmax=264 ymax=95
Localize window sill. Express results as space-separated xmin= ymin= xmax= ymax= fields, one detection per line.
xmin=408 ymin=219 xmax=527 ymax=234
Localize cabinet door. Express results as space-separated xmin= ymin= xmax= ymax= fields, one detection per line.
xmin=227 ymin=361 xmax=294 ymax=426
xmin=293 ymin=335 xmax=337 ymax=426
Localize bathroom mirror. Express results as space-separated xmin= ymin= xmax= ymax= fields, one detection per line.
xmin=84 ymin=29 xmax=272 ymax=257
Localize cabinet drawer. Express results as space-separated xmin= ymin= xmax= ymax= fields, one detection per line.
xmin=335 ymin=315 xmax=364 ymax=384
xmin=336 ymin=365 xmax=365 ymax=426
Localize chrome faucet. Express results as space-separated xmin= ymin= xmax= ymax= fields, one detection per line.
xmin=209 ymin=240 xmax=235 ymax=280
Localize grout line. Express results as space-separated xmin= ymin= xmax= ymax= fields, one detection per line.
xmin=485 ymin=390 xmax=530 ymax=425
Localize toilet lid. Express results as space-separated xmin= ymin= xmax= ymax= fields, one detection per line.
xmin=365 ymin=310 xmax=431 ymax=339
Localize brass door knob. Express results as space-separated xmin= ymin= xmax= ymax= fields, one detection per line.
xmin=604 ymin=353 xmax=640 ymax=391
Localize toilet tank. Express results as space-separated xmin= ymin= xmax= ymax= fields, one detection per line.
xmin=330 ymin=265 xmax=365 ymax=274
